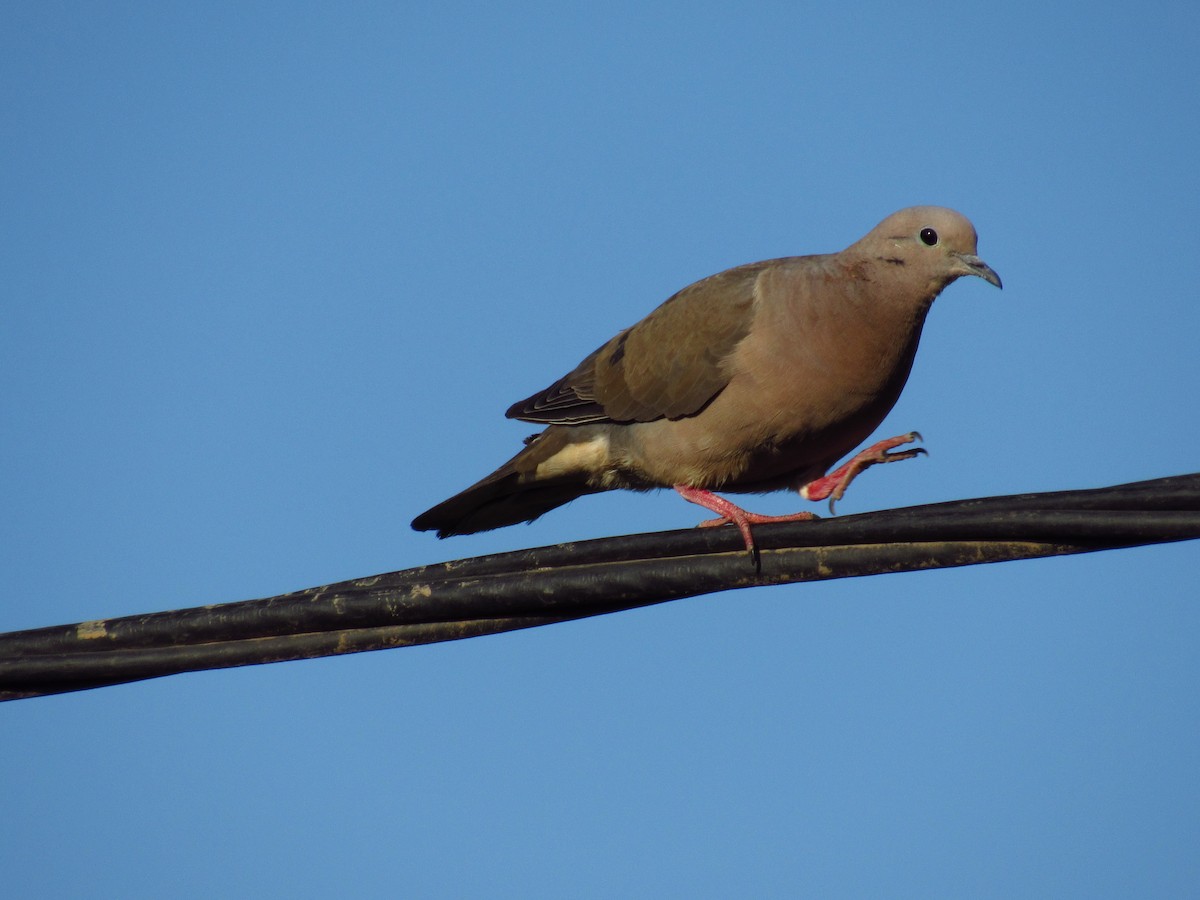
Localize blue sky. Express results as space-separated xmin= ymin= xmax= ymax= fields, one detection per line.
xmin=3 ymin=2 xmax=1199 ymax=896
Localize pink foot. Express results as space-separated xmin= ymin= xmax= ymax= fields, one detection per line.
xmin=673 ymin=484 xmax=817 ymax=558
xmin=801 ymin=432 xmax=926 ymax=512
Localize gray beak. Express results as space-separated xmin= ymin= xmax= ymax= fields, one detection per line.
xmin=954 ymin=253 xmax=1003 ymax=289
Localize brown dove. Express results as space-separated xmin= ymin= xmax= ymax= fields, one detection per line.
xmin=412 ymin=206 xmax=1001 ymax=553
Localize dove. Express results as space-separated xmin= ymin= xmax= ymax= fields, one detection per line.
xmin=412 ymin=206 xmax=1001 ymax=554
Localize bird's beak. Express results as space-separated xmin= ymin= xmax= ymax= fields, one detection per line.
xmin=953 ymin=252 xmax=1003 ymax=289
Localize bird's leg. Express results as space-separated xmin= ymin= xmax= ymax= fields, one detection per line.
xmin=800 ymin=432 xmax=927 ymax=513
xmin=673 ymin=432 xmax=924 ymax=557
xmin=673 ymin=485 xmax=817 ymax=558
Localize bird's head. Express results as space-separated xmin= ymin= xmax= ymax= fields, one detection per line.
xmin=855 ymin=206 xmax=1002 ymax=294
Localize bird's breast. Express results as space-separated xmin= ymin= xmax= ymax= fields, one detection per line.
xmin=611 ymin=290 xmax=928 ymax=491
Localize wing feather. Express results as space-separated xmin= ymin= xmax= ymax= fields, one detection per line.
xmin=506 ymin=261 xmax=770 ymax=425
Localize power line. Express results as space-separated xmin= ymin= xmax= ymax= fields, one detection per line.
xmin=2 ymin=473 xmax=1198 ymax=701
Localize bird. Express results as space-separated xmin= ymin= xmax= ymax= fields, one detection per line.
xmin=412 ymin=206 xmax=1001 ymax=556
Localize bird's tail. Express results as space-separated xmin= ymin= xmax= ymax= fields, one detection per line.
xmin=411 ymin=428 xmax=603 ymax=538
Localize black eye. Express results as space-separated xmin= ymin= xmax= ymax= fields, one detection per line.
xmin=919 ymin=227 xmax=938 ymax=246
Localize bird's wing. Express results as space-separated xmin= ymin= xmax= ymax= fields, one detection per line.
xmin=506 ymin=261 xmax=770 ymax=425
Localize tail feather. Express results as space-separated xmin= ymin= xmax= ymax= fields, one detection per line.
xmin=411 ymin=429 xmax=603 ymax=538
xmin=411 ymin=470 xmax=597 ymax=537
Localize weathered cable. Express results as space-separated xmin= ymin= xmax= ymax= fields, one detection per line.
xmin=2 ymin=474 xmax=1197 ymax=701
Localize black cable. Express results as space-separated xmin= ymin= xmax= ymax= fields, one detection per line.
xmin=2 ymin=473 xmax=1198 ymax=701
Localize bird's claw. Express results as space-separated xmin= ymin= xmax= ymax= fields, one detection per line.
xmin=676 ymin=485 xmax=821 ymax=569
xmin=812 ymin=432 xmax=929 ymax=514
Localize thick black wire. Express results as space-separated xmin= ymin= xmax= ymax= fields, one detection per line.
xmin=2 ymin=473 xmax=1198 ymax=700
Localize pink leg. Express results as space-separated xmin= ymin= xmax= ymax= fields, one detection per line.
xmin=800 ymin=432 xmax=926 ymax=512
xmin=674 ymin=484 xmax=817 ymax=556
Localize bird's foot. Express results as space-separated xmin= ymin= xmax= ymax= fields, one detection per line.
xmin=673 ymin=485 xmax=818 ymax=563
xmin=800 ymin=432 xmax=927 ymax=513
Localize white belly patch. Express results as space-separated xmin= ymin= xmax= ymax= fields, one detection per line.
xmin=534 ymin=434 xmax=611 ymax=479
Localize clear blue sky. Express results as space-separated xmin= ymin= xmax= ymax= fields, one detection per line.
xmin=3 ymin=2 xmax=1199 ymax=897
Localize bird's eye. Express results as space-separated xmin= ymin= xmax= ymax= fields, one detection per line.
xmin=919 ymin=228 xmax=938 ymax=246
